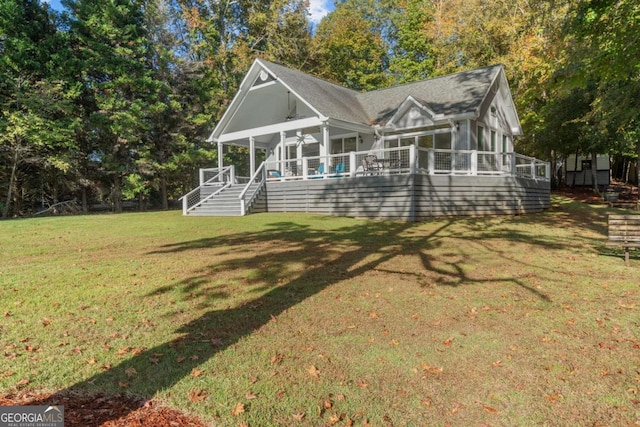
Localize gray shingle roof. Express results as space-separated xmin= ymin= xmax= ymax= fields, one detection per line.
xmin=260 ymin=60 xmax=502 ymax=126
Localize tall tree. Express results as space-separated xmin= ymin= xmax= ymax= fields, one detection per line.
xmin=567 ymin=0 xmax=640 ymax=192
xmin=0 ymin=0 xmax=77 ymax=217
xmin=63 ymin=0 xmax=165 ymax=212
xmin=386 ymin=0 xmax=436 ymax=84
xmin=263 ymin=0 xmax=312 ymax=69
xmin=311 ymin=1 xmax=389 ymax=90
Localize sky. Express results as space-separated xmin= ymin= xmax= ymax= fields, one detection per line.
xmin=308 ymin=0 xmax=334 ymax=25
xmin=42 ymin=0 xmax=334 ymax=25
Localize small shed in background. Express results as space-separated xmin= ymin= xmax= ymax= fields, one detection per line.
xmin=565 ymin=154 xmax=610 ymax=187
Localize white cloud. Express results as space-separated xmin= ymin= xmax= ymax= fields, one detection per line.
xmin=308 ymin=0 xmax=333 ymax=25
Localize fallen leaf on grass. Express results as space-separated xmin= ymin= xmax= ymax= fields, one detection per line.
xmin=420 ymin=363 xmax=443 ymax=374
xmin=545 ymin=394 xmax=559 ymax=403
xmin=41 ymin=318 xmax=51 ymax=326
xmin=443 ymin=337 xmax=454 ymax=346
xmin=483 ymin=406 xmax=499 ymax=414
xmin=118 ymin=381 xmax=129 ymax=389
xmin=125 ymin=367 xmax=137 ymax=377
xmin=188 ymin=389 xmax=208 ymax=403
xmin=245 ymin=391 xmax=258 ymax=400
xmin=231 ymin=402 xmax=245 ymax=416
xmin=357 ymin=380 xmax=368 ymax=388
xmin=292 ymin=412 xmax=305 ymax=421
xmin=15 ymin=378 xmax=29 ymax=387
xmin=86 ymin=358 xmax=97 ymax=365
xmin=190 ymin=368 xmax=204 ymax=377
xmin=328 ymin=413 xmax=344 ymax=425
xmin=117 ymin=347 xmax=131 ymax=356
xmin=308 ymin=365 xmax=320 ymax=378
xmin=3 ymin=311 xmax=10 ymax=317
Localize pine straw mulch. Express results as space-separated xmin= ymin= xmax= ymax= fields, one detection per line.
xmin=0 ymin=390 xmax=208 ymax=427
xmin=554 ymin=182 xmax=639 ymax=205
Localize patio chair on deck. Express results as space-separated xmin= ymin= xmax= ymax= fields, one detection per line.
xmin=267 ymin=170 xmax=282 ymax=179
xmin=364 ymin=155 xmax=383 ymax=174
xmin=309 ymin=163 xmax=324 ymax=179
xmin=330 ymin=163 xmax=345 ymax=178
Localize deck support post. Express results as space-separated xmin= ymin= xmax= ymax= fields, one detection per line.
xmin=409 ymin=144 xmax=416 ymax=174
xmin=217 ymin=140 xmax=224 ymax=182
xmin=471 ymin=151 xmax=478 ymax=175
xmin=249 ymin=136 xmax=256 ymax=178
xmin=428 ymin=149 xmax=435 ymax=175
xmin=349 ymin=152 xmax=357 ymax=177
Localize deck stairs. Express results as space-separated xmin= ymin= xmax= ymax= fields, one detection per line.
xmin=186 ymin=182 xmax=263 ymax=216
xmin=181 ymin=164 xmax=266 ymax=216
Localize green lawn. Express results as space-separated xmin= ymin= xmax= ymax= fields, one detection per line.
xmin=1 ymin=198 xmax=638 ymax=426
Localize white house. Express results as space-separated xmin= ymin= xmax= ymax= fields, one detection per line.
xmin=182 ymin=59 xmax=550 ymax=220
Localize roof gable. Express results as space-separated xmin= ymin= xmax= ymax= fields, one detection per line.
xmin=209 ymin=60 xmax=521 ymax=142
xmin=358 ymin=65 xmax=504 ymax=126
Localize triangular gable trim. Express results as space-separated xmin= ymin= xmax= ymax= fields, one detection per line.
xmin=208 ymin=59 xmax=327 ymax=142
xmin=251 ymin=69 xmax=277 ymax=89
xmin=478 ymin=66 xmax=522 ymax=136
xmin=386 ymin=96 xmax=440 ymax=129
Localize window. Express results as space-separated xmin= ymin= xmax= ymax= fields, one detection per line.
xmin=331 ymin=136 xmax=358 ymax=154
xmin=502 ymin=135 xmax=508 ymax=153
xmin=418 ymin=134 xmax=433 ymax=149
xmin=434 ymin=133 xmax=451 ymax=150
xmin=491 ymin=130 xmax=497 ymax=152
xmin=477 ymin=126 xmax=485 ymax=150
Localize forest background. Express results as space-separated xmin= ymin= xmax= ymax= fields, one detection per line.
xmin=1 ymin=0 xmax=638 ymax=217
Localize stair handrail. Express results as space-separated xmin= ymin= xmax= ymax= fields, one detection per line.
xmin=180 ymin=166 xmax=233 ymax=214
xmin=238 ymin=162 xmax=266 ymax=216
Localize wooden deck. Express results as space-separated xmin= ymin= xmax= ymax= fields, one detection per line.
xmin=252 ymin=173 xmax=550 ymax=220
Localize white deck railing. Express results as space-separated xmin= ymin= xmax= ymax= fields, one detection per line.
xmin=263 ymin=146 xmax=550 ymax=182
xmin=181 ymin=166 xmax=234 ymax=214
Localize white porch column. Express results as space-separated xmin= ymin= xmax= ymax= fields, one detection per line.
xmin=280 ymin=131 xmax=286 ymax=174
xmin=409 ymin=144 xmax=416 ymax=174
xmin=321 ymin=124 xmax=329 ymax=164
xmin=217 ymin=140 xmax=224 ymax=182
xmin=249 ymin=136 xmax=256 ymax=177
xmin=349 ymin=151 xmax=357 ymax=177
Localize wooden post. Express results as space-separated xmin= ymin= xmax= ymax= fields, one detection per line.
xmin=428 ymin=149 xmax=435 ymax=175
xmin=349 ymin=151 xmax=357 ymax=177
xmin=217 ymin=140 xmax=224 ymax=181
xmin=249 ymin=136 xmax=256 ymax=177
xmin=471 ymin=151 xmax=478 ymax=175
xmin=409 ymin=144 xmax=416 ymax=174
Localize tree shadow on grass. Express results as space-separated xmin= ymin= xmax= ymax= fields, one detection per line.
xmin=23 ymin=215 xmax=563 ymax=425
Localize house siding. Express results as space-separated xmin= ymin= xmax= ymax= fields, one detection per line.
xmin=259 ymin=174 xmax=550 ymax=221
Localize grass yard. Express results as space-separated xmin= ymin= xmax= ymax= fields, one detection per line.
xmin=1 ymin=197 xmax=639 ymax=426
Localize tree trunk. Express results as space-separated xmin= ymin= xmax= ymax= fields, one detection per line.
xmin=80 ymin=187 xmax=88 ymax=213
xmin=571 ymin=149 xmax=579 ymax=188
xmin=160 ymin=176 xmax=168 ymax=210
xmin=637 ymin=140 xmax=640 ymax=198
xmin=3 ymin=149 xmax=20 ymax=218
xmin=111 ymin=176 xmax=123 ymax=213
xmin=591 ymin=152 xmax=600 ymax=194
